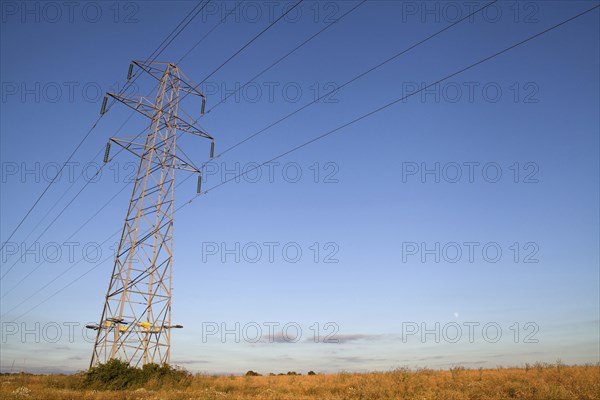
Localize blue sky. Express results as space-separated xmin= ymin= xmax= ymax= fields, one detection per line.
xmin=0 ymin=0 xmax=598 ymax=374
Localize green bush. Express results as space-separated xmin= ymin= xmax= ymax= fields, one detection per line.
xmin=83 ymin=359 xmax=191 ymax=390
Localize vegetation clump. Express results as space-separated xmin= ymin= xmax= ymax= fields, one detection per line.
xmin=83 ymin=359 xmax=191 ymax=390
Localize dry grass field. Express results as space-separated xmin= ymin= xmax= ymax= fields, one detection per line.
xmin=0 ymin=363 xmax=598 ymax=400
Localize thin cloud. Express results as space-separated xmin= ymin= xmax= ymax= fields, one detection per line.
xmin=306 ymin=333 xmax=387 ymax=344
xmin=171 ymin=359 xmax=211 ymax=365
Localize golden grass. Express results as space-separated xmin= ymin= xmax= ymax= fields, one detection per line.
xmin=1 ymin=364 xmax=598 ymax=399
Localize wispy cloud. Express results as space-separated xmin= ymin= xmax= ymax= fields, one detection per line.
xmin=305 ymin=333 xmax=388 ymax=344
xmin=257 ymin=332 xmax=303 ymax=344
xmin=171 ymin=359 xmax=211 ymax=365
xmin=332 ymin=355 xmax=391 ymax=363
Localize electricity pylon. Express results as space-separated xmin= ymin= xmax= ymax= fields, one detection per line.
xmin=88 ymin=60 xmax=214 ymax=368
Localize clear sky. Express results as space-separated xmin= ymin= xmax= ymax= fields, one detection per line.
xmin=0 ymin=0 xmax=598 ymax=374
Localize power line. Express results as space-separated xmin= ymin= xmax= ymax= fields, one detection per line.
xmin=7 ymin=175 xmax=199 ymax=320
xmin=178 ymin=1 xmax=243 ymax=64
xmin=0 ymin=117 xmax=102 ymax=254
xmin=12 ymin=146 xmax=104 ymax=247
xmin=148 ymin=1 xmax=212 ymax=61
xmin=145 ymin=1 xmax=210 ymax=63
xmin=151 ymin=0 xmax=370 ymax=159
xmin=1 ymin=111 xmax=135 ymax=267
xmin=157 ymin=0 xmax=497 ymax=163
xmin=0 ymin=114 xmax=148 ymax=278
xmin=204 ymin=5 xmax=600 ymax=194
xmin=1 ymin=230 xmax=120 ymax=317
xmin=198 ymin=0 xmax=304 ymax=85
xmin=203 ymin=4 xmax=600 ymax=193
xmin=0 ymin=171 xmax=130 ymax=298
xmin=9 ymin=253 xmax=114 ymax=322
xmin=1 ymin=168 xmax=198 ymax=315
xmin=204 ymin=0 xmax=367 ymax=115
xmin=211 ymin=0 xmax=499 ymax=159
xmin=8 ymin=3 xmax=597 ymax=322
xmin=0 ymin=150 xmax=123 ymax=280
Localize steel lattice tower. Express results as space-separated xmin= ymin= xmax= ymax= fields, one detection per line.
xmin=89 ymin=61 xmax=214 ymax=368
